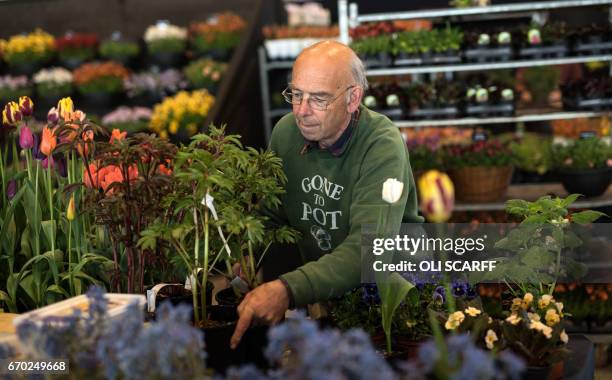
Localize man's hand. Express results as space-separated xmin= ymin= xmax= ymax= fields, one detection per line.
xmin=230 ymin=280 xmax=289 ymax=349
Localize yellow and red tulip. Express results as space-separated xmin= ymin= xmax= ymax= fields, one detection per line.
xmin=418 ymin=170 xmax=455 ymax=223
xmin=3 ymin=102 xmax=22 ymax=125
xmin=18 ymin=96 xmax=33 ymax=117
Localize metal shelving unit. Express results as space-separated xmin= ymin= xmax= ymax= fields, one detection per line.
xmin=366 ymin=55 xmax=612 ymax=76
xmin=454 ymin=184 xmax=612 ymax=211
xmin=395 ymin=110 xmax=611 ymax=128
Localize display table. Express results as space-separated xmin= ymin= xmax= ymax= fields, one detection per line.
xmin=0 ymin=313 xmax=17 ymax=336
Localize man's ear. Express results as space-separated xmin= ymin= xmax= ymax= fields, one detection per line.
xmin=347 ymin=86 xmax=364 ymax=113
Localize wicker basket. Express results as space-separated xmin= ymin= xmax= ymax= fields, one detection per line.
xmin=449 ymin=166 xmax=514 ymax=202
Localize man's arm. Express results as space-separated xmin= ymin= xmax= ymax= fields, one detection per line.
xmin=280 ymin=128 xmax=418 ymax=307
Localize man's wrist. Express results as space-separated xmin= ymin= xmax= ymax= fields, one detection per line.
xmin=278 ymin=277 xmax=295 ymax=309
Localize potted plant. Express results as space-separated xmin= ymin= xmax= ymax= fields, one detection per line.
xmin=55 ymin=32 xmax=99 ymax=69
xmin=144 ymin=21 xmax=187 ymax=69
xmin=101 ymin=106 xmax=152 ymax=134
xmin=350 ymin=34 xmax=393 ymax=68
xmin=148 ymin=90 xmax=214 ymax=141
xmin=138 ymin=125 xmax=296 ymax=372
xmin=189 ymin=12 xmax=246 ymax=61
xmin=3 ymin=29 xmax=55 ymax=75
xmin=33 ymin=67 xmax=73 ymax=118
xmin=444 ymin=139 xmax=515 ymax=202
xmin=363 ymin=82 xmax=406 ymax=120
xmin=72 ymin=61 xmax=130 ymax=113
xmin=509 ymin=133 xmax=555 ymax=183
xmin=0 ymin=75 xmax=32 ymax=105
xmin=183 ymin=58 xmax=226 ymax=93
xmin=519 ymin=22 xmax=568 ymax=59
xmin=406 ymin=136 xmax=443 ymax=179
xmin=99 ymin=37 xmax=140 ymax=67
xmin=552 ymin=136 xmax=612 ymax=197
xmin=124 ymin=68 xmax=187 ymax=106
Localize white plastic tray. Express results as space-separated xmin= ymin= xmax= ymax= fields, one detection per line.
xmin=12 ymin=293 xmax=146 ymax=327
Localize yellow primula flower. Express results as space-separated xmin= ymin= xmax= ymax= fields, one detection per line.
xmin=523 ymin=292 xmax=534 ymax=305
xmin=485 ymin=329 xmax=498 ymax=350
xmin=529 ymin=320 xmax=553 ymax=339
xmin=555 ymin=302 xmax=564 ymax=314
xmin=444 ymin=311 xmax=465 ymax=330
xmin=545 ymin=308 xmax=560 ymax=326
xmin=560 ymin=329 xmax=569 ymax=344
xmin=505 ymin=313 xmax=521 ymax=325
xmin=464 ymin=307 xmax=481 ymax=317
xmin=527 ymin=312 xmax=540 ymax=322
xmin=538 ymin=294 xmax=554 ymax=309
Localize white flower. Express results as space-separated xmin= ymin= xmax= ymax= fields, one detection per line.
xmin=33 ymin=67 xmax=73 ymax=85
xmin=485 ymin=329 xmax=498 ymax=349
xmin=382 ymin=178 xmax=404 ymax=204
xmin=144 ymin=23 xmax=187 ymax=42
xmin=560 ymin=329 xmax=569 ymax=344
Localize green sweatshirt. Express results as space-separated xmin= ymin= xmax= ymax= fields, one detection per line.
xmin=268 ymin=106 xmax=423 ymax=308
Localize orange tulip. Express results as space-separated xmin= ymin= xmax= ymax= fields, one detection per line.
xmin=84 ymin=163 xmax=139 ymax=194
xmin=40 ymin=126 xmax=57 ymax=156
xmin=110 ymin=128 xmax=127 ymax=144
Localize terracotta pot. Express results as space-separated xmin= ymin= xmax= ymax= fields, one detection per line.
xmin=449 ymin=166 xmax=514 ymax=202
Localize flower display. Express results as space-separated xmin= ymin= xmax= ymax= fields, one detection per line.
xmin=443 ymin=139 xmax=514 ymax=168
xmin=0 ymin=75 xmax=32 ymax=102
xmin=190 ymin=12 xmax=246 ymax=54
xmin=149 ymin=90 xmax=214 ymax=138
xmin=144 ymin=21 xmax=187 ymax=54
xmin=3 ymin=29 xmax=55 ymax=66
xmin=262 ymin=25 xmax=339 ymax=39
xmin=33 ymin=67 xmax=73 ymax=98
xmin=102 ymin=106 xmax=152 ymax=134
xmin=73 ymin=61 xmax=129 ymax=94
xmin=183 ymin=58 xmax=226 ymax=90
xmin=124 ymin=69 xmax=187 ymax=98
xmin=99 ymin=39 xmax=140 ymax=60
xmin=55 ymin=32 xmax=98 ymax=61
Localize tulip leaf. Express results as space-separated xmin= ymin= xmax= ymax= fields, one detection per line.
xmin=47 ymin=284 xmax=70 ymax=298
xmin=41 ymin=220 xmax=57 ymax=251
xmin=0 ymin=290 xmax=17 ymax=313
xmin=376 ymin=272 xmax=414 ymax=354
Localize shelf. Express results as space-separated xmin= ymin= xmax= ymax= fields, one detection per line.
xmin=395 ymin=110 xmax=610 ymax=128
xmin=453 ymin=183 xmax=612 ymax=211
xmin=365 ymin=54 xmax=612 ymax=76
xmin=350 ymin=0 xmax=612 ymax=23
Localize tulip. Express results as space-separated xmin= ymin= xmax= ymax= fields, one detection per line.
xmin=381 ymin=178 xmax=404 ymax=204
xmin=418 ymin=170 xmax=454 ymax=223
xmin=40 ymin=126 xmax=57 ymax=156
xmin=47 ymin=107 xmax=60 ymax=124
xmin=3 ymin=102 xmax=22 ymax=125
xmin=6 ymin=180 xmax=17 ymax=200
xmin=18 ymin=96 xmax=33 ymax=117
xmin=19 ymin=126 xmax=34 ymax=149
xmin=109 ymin=128 xmax=127 ymax=144
xmin=66 ymin=194 xmax=76 ymax=221
xmin=57 ymin=97 xmax=74 ymax=121
xmin=77 ymin=130 xmax=94 ymax=157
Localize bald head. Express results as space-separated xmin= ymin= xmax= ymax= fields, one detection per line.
xmin=294 ymin=41 xmax=368 ymax=93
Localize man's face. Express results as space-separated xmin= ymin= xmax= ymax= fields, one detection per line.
xmin=290 ymin=57 xmax=352 ymax=147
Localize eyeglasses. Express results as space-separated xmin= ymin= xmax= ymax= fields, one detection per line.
xmin=281 ymin=85 xmax=355 ymax=111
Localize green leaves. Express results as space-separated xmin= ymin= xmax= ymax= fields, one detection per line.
xmin=377 ymin=273 xmax=414 ymax=353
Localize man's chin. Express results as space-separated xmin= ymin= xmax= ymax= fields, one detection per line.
xmin=298 ymin=125 xmax=320 ymax=140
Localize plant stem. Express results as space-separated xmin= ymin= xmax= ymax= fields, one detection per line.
xmin=202 ymin=206 xmax=209 ymax=326
xmin=34 ymin=163 xmax=40 ymax=256
xmin=192 ymin=206 xmax=200 ymax=326
xmin=68 ymin=222 xmax=75 ymax=296
xmin=47 ymin=162 xmax=55 ymax=254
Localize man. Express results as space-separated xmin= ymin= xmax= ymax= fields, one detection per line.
xmin=230 ymin=40 xmax=422 ymax=348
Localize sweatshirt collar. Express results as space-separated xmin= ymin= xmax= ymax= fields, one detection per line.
xmin=299 ymin=109 xmax=360 ymax=156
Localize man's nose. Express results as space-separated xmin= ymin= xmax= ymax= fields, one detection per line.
xmin=295 ymin=98 xmax=312 ymax=116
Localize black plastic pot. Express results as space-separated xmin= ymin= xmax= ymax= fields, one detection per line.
xmin=9 ymin=61 xmax=43 ymax=76
xmin=147 ymin=51 xmax=184 ymax=69
xmin=203 ymin=304 xmax=269 ymax=374
xmin=215 ymin=286 xmax=242 ymax=306
xmin=558 ymin=167 xmax=611 ymax=198
xmin=60 ymin=57 xmax=87 ymax=70
xmin=523 ymin=365 xmax=552 ymax=380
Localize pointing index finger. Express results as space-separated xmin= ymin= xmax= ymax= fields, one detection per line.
xmin=230 ymin=306 xmax=254 ymax=349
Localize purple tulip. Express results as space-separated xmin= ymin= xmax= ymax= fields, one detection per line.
xmin=6 ymin=180 xmax=17 ymax=200
xmin=47 ymin=107 xmax=59 ymax=124
xmin=19 ymin=126 xmax=34 ymax=149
